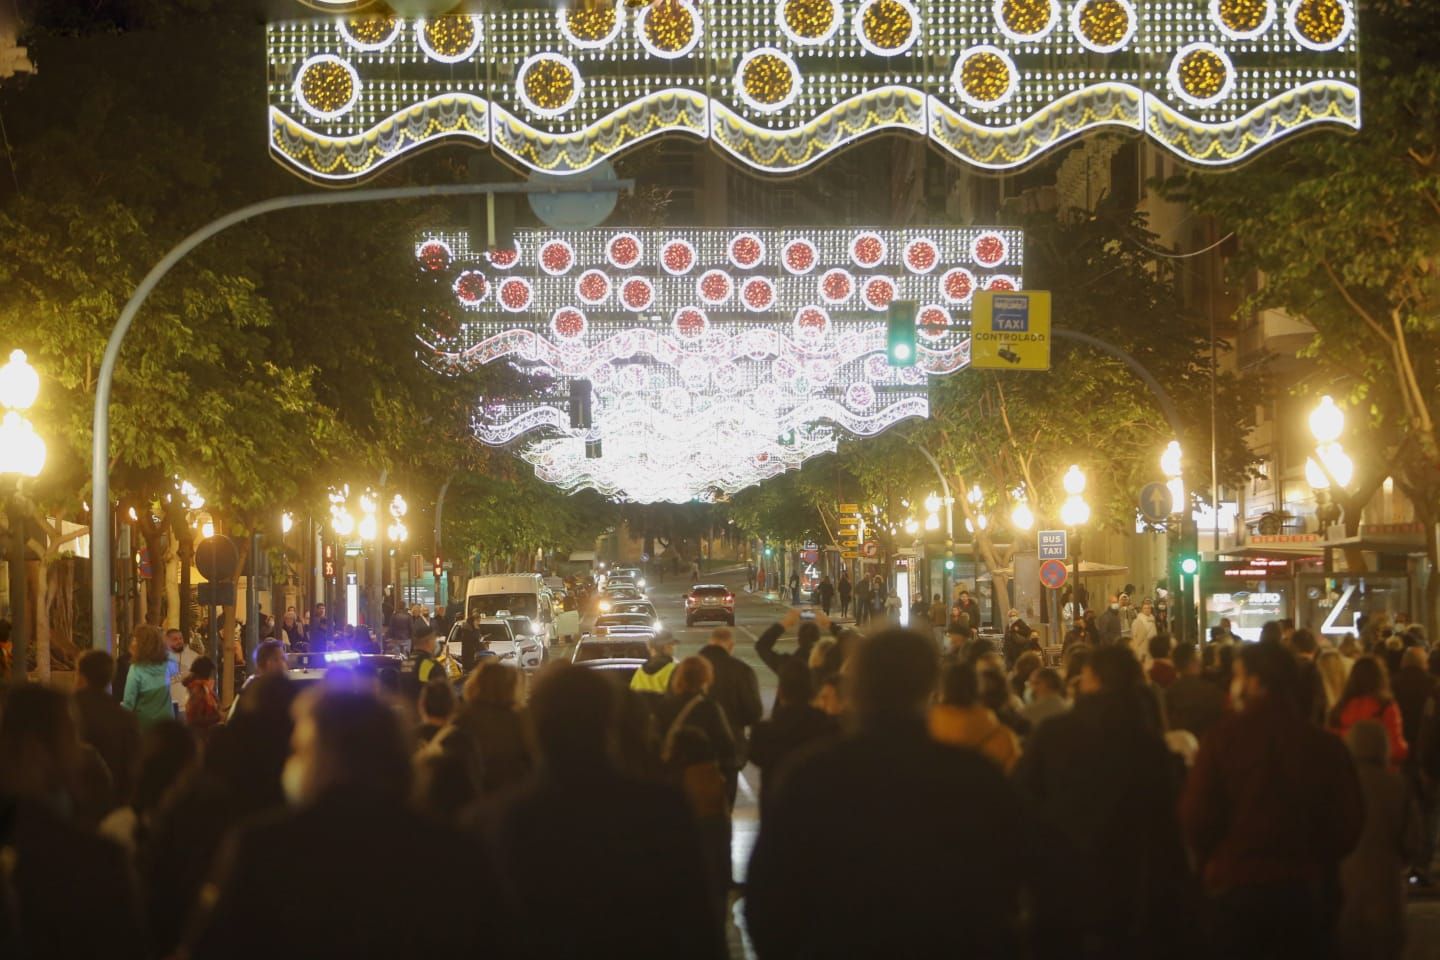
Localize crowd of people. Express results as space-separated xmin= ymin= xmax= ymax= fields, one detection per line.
xmin=0 ymin=599 xmax=1436 ymax=958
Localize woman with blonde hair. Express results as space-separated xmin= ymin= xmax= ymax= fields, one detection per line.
xmin=122 ymin=624 xmax=178 ymax=727
xmin=1316 ymin=649 xmax=1350 ymax=715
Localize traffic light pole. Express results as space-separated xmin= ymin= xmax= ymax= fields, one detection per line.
xmin=88 ymin=178 xmax=632 ymax=654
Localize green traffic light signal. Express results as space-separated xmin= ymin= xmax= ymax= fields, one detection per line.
xmin=887 ymin=299 xmax=917 ymax=367
xmin=944 ymin=558 xmax=956 ymax=572
xmin=1180 ymin=556 xmax=1199 ymax=575
xmin=764 ymin=546 xmax=773 ymax=557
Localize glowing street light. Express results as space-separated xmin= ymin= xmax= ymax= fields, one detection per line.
xmin=1062 ymin=464 xmax=1086 ymax=496
xmin=1010 ymin=500 xmax=1035 ymax=531
xmin=0 ymin=350 xmax=40 ymax=412
xmin=1160 ymin=441 xmax=1184 ymax=514
xmin=1309 ymin=395 xmax=1344 ymax=444
xmin=281 ymin=512 xmax=294 ymax=535
xmin=0 ymin=350 xmax=45 ymax=479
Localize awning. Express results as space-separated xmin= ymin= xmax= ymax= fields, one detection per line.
xmin=979 ymin=560 xmax=1129 ymax=580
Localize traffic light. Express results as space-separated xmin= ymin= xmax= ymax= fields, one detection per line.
xmin=1179 ymin=554 xmax=1199 ymax=576
xmin=569 ymin=379 xmax=593 ymax=429
xmin=886 ymin=299 xmax=917 ymax=367
xmin=943 ymin=556 xmax=956 ymax=572
xmin=763 ymin=546 xmax=773 ymax=557
xmin=433 ymin=555 xmax=442 ymax=579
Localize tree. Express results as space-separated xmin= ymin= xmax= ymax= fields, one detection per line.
xmin=1177 ymin=0 xmax=1440 ymax=626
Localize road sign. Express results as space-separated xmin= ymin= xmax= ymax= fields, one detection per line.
xmin=839 ymin=503 xmax=859 ymax=513
xmin=971 ymin=290 xmax=1052 ymax=371
xmin=841 ymin=551 xmax=861 ymax=559
xmin=863 ymin=541 xmax=878 ymax=558
xmin=195 ymin=535 xmax=239 ymax=583
xmin=1138 ymin=482 xmax=1174 ymax=523
xmin=410 ymin=554 xmax=425 ymax=579
xmin=1039 ymin=559 xmax=1069 ymax=590
xmin=1038 ymin=529 xmax=1068 ymax=560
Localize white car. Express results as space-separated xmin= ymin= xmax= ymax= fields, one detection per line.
xmin=612 ymin=566 xmax=647 ymax=590
xmin=446 ymin=617 xmax=544 ymax=673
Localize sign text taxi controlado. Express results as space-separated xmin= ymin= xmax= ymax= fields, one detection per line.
xmin=972 ymin=290 xmax=1051 ymax=371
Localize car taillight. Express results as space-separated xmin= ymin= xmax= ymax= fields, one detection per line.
xmin=686 ymin=596 xmax=698 ymax=606
xmin=724 ymin=593 xmax=734 ymax=604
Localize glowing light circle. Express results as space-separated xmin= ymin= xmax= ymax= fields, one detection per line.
xmin=453 ymin=269 xmax=489 ymax=305
xmin=863 ymin=276 xmax=897 ymax=311
xmin=697 ymin=269 xmax=734 ymax=305
xmin=850 ymin=232 xmax=887 ymax=268
xmin=846 ymin=382 xmax=876 ymax=410
xmin=985 ymin=274 xmax=1019 ymax=291
xmin=820 ymin=268 xmax=855 ymax=304
xmin=1069 ymin=0 xmax=1136 ymax=52
xmin=539 ymin=238 xmax=576 ymax=275
xmin=486 ymin=247 xmax=519 ymax=270
xmin=1168 ymin=42 xmax=1235 ymax=108
xmin=1210 ymin=0 xmax=1275 ymax=39
xmin=793 ymin=305 xmax=831 ymax=341
xmin=852 ymin=0 xmax=921 ymax=56
xmin=516 ymin=53 xmax=584 ymax=119
xmin=638 ymin=0 xmax=704 ymax=59
xmin=415 ymin=16 xmax=482 ymax=63
xmin=293 ymin=55 xmax=361 ymax=122
xmin=338 ymin=15 xmax=403 ymax=52
xmin=902 ymin=237 xmax=939 ymax=275
xmin=918 ymin=304 xmax=951 ymax=340
xmin=661 ymin=239 xmax=697 ymax=275
xmin=782 ymin=238 xmax=818 ymax=275
xmin=672 ymin=306 xmax=709 ymax=340
xmin=551 ymin=307 xmax=588 ymax=340
xmin=777 ymin=0 xmax=842 ymax=45
xmin=952 ymin=45 xmax=1020 ymax=111
xmin=941 ymin=267 xmax=976 ymax=304
xmin=972 ymin=232 xmax=1008 ymax=266
xmin=729 ymin=233 xmax=767 ymax=269
xmin=575 ymin=269 xmax=612 ymax=305
xmin=993 ymin=0 xmax=1060 ymax=42
xmin=416 ymin=238 xmax=452 ymax=271
xmin=498 ymin=277 xmax=532 ymax=312
xmin=1285 ymin=0 xmax=1353 ymax=50
xmin=607 ymin=233 xmax=643 ymax=269
xmin=734 ymin=47 xmax=801 ymax=115
xmin=741 ymin=276 xmax=776 ymax=311
xmin=621 ymin=276 xmax=656 ymax=312
xmin=557 ymin=1 xmax=626 ymax=49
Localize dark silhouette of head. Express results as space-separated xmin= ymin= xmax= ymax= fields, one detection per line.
xmin=0 ymin=684 xmax=79 ymax=800
xmin=940 ymin=661 xmax=980 ymax=708
xmin=135 ymin=720 xmax=198 ymax=816
xmin=76 ymin=649 xmax=116 ymax=693
xmin=290 ymin=689 xmax=412 ymax=805
xmin=776 ymin=658 xmax=813 ymax=708
xmin=798 ymin=622 xmax=821 ymax=647
xmin=850 ymin=629 xmax=939 ymax=724
xmin=529 ymin=665 xmax=616 ymax=769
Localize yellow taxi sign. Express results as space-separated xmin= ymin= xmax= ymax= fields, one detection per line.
xmin=838 ymin=503 xmax=860 ymax=513
xmin=971 ymin=289 xmax=1051 ymax=371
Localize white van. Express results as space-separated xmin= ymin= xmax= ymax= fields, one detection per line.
xmin=465 ymin=574 xmax=558 ymax=649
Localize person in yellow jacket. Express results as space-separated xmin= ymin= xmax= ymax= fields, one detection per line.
xmin=929 ymin=661 xmax=1022 ymax=773
xmin=630 ymin=631 xmax=678 ymax=702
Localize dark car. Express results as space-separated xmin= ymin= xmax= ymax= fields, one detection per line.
xmin=685 ymin=584 xmax=735 ymax=627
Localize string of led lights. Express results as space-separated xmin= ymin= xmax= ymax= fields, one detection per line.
xmin=267 ymin=0 xmax=1359 ymax=180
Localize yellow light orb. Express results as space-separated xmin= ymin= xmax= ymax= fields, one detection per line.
xmin=422 ymin=16 xmax=477 ymax=59
xmin=522 ymin=57 xmax=577 ymax=112
xmin=861 ymin=0 xmax=914 ymax=52
xmin=783 ymin=0 xmax=835 ymax=40
xmin=960 ymin=51 xmax=1012 ymax=104
xmin=565 ymin=3 xmax=618 ymax=42
xmin=1062 ymin=464 xmax=1086 ymax=495
xmin=1292 ymin=0 xmax=1346 ymax=46
xmin=999 ymin=0 xmax=1053 ymax=37
xmin=1216 ymin=0 xmax=1270 ymax=34
xmin=344 ymin=14 xmax=398 ymax=47
xmin=643 ymin=0 xmax=697 ymax=54
xmin=1177 ymin=47 xmax=1228 ymax=101
xmin=1076 ymin=0 xmax=1131 ymax=49
xmin=741 ymin=52 xmax=794 ymax=106
xmin=296 ymin=58 xmax=356 ymax=116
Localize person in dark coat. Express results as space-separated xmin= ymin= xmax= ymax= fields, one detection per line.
xmin=487 ymin=665 xmax=725 ymax=960
xmin=755 ymin=607 xmax=830 ymax=680
xmin=1291 ymin=628 xmax=1329 ymax=725
xmin=837 ymin=572 xmax=852 ymax=619
xmin=1160 ymin=642 xmax=1227 ymax=740
xmin=817 ymin=576 xmax=835 ymax=616
xmin=188 ymin=690 xmax=507 ymax=960
xmin=655 ymin=657 xmax=738 ymax=798
xmin=73 ymin=649 xmax=142 ymax=808
xmin=746 ymin=629 xmax=1027 ymax=958
xmin=1014 ymin=646 xmax=1196 ymax=957
xmin=953 ymin=588 xmax=981 ymax=633
xmin=853 ymin=576 xmax=871 ymax=624
xmin=0 ymin=685 xmax=145 ymax=960
xmin=455 ymin=662 xmax=532 ymax=796
xmin=697 ymin=626 xmax=762 ymax=798
xmin=1180 ymin=641 xmax=1364 ymax=960
xmin=750 ymin=659 xmax=840 ymax=802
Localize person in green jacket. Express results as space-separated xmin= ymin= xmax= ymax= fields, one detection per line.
xmin=122 ymin=624 xmax=178 ymax=728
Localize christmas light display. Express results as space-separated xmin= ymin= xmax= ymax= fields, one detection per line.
xmin=267 ymin=0 xmax=1359 ymax=181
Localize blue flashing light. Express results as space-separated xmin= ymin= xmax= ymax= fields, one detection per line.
xmin=325 ymin=650 xmax=361 ymax=664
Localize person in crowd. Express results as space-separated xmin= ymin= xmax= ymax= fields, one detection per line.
xmin=183 ymin=656 xmax=221 ymax=738
xmin=1392 ymin=645 xmax=1440 ymax=886
xmin=1330 ymin=656 xmax=1408 ymax=768
xmin=488 ymin=665 xmax=725 ymax=959
xmin=930 ymin=661 xmax=1022 ymax=772
xmin=1021 ymin=667 xmax=1070 ymax=731
xmin=165 ymin=627 xmax=200 ymax=720
xmin=698 ymin=626 xmax=761 ymax=802
xmin=1146 ymin=633 xmax=1177 ymax=689
xmin=1063 ymin=644 xmax=1092 ymax=698
xmin=747 ymin=630 xmax=1026 ymax=958
xmin=942 ymin=617 xmax=970 ymax=668
xmin=73 ymin=649 xmax=141 ymax=808
xmin=817 ymin=575 xmax=835 ymax=616
xmin=788 ymin=571 xmax=800 ymax=605
xmin=188 ymin=689 xmax=507 ymax=959
xmin=1117 ymin=592 xmax=1137 ymax=641
xmin=1181 ymin=641 xmax=1363 ymax=959
xmin=399 ymin=622 xmax=447 ymax=701
xmin=979 ymin=662 xmax=1031 ymax=738
xmin=1392 ymin=645 xmax=1434 ymax=760
xmin=123 ymin=624 xmax=179 ymax=728
xmin=276 ymin=607 xmax=305 ymax=649
xmin=416 ymin=678 xmax=455 ymax=746
xmin=1065 ymin=610 xmax=1098 ymax=650
xmin=750 ymin=659 xmax=839 ymax=802
xmin=384 ymin=601 xmax=413 ymax=655
xmin=746 ymin=561 xmax=756 ymax=592
xmin=0 ymin=685 xmax=145 ymax=959
xmin=1205 ymin=642 xmax=1235 ymax=697
xmin=1290 ymin=628 xmax=1328 ymax=725
xmin=99 ymin=719 xmax=198 ymax=856
xmin=1002 ymin=616 xmax=1040 ymax=670
xmin=853 ymin=574 xmax=871 ymax=625
xmin=756 ymin=607 xmax=831 ymax=682
xmin=1339 ymin=633 xmax=1361 ymax=664
xmin=254 ymin=638 xmax=287 ymax=677
xmin=455 ymin=661 xmax=532 ymax=797
xmin=1161 ymin=643 xmax=1226 ymax=740
xmin=1011 ymin=650 xmax=1042 ymax=699
xmin=630 ymin=630 xmax=679 ymax=704
xmin=1096 ymin=595 xmax=1124 ymax=646
xmin=307 ymin=603 xmax=331 ymax=652
xmin=0 ymin=618 xmax=12 ymax=682
xmin=1015 ymin=646 xmax=1193 ymax=957
xmin=1317 ymin=648 xmax=1351 ymax=714
xmin=953 ymin=587 xmax=981 ymax=633
xmin=656 ymin=657 xmax=738 ymax=799
xmin=813 ymin=675 xmax=846 ymax=718
xmin=837 ymin=570 xmax=852 ymax=619
xmin=1130 ymin=597 xmax=1158 ymax=662
xmin=928 ymin=593 xmax=946 ymax=638
xmin=1337 ymin=720 xmax=1423 ymax=960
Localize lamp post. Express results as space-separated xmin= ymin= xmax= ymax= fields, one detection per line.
xmin=0 ymin=350 xmax=45 ymax=684
xmin=1306 ymin=395 xmax=1353 ymax=532
xmin=1059 ymin=465 xmax=1090 ymax=632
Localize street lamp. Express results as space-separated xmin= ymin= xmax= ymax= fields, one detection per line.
xmin=1059 ymin=464 xmax=1089 ymax=630
xmin=1160 ymin=440 xmax=1184 ymax=513
xmin=1 ymin=349 xmax=44 ymax=685
xmin=1306 ymin=395 xmax=1353 ymax=528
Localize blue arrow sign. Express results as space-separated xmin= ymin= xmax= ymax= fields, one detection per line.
xmin=1138 ymin=482 xmax=1174 ymax=523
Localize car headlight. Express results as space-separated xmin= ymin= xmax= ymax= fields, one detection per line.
xmin=638 ymin=578 xmax=646 ymax=588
